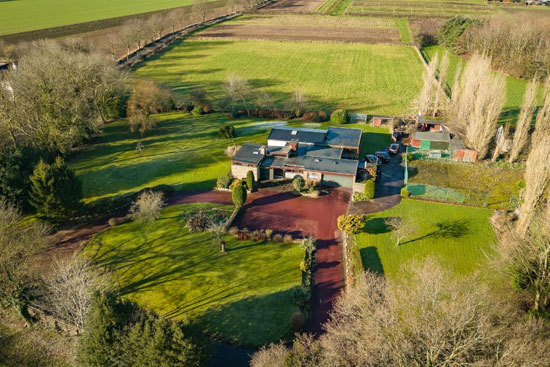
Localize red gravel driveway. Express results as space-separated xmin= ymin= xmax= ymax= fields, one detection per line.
xmin=234 ymin=188 xmax=351 ymax=333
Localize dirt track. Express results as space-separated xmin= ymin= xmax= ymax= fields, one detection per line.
xmin=198 ymin=24 xmax=401 ymax=43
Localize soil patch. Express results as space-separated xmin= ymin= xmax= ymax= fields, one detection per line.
xmin=197 ymin=24 xmax=401 ymax=43
xmin=259 ymin=0 xmax=324 ymax=13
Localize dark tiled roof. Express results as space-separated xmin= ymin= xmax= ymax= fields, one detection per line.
xmin=261 ymin=155 xmax=358 ymax=176
xmin=326 ymin=127 xmax=362 ymax=149
xmin=268 ymin=126 xmax=327 ymax=145
xmin=232 ymin=143 xmax=265 ymax=165
xmin=304 ymin=145 xmax=343 ymax=159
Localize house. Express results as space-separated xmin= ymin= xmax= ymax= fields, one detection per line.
xmin=409 ymin=130 xmax=478 ymax=162
xmin=232 ymin=126 xmax=362 ymax=188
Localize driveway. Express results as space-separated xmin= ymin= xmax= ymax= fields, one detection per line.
xmin=349 ymin=148 xmax=404 ymax=215
xmin=233 ymin=188 xmax=351 ymax=333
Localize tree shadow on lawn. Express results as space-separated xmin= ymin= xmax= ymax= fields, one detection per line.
xmin=403 ymin=219 xmax=471 ymax=245
xmin=195 ymin=287 xmax=300 ymax=348
xmin=360 ymin=246 xmax=384 ymax=275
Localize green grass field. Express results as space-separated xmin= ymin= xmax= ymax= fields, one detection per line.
xmin=87 ymin=202 xmax=303 ymax=346
xmin=421 ymin=45 xmax=542 ymax=124
xmin=0 ymin=0 xmax=208 ymax=36
xmin=68 ymin=112 xmax=389 ymax=202
xmin=132 ymin=39 xmax=424 ymax=115
xmin=355 ymin=199 xmax=495 ymax=277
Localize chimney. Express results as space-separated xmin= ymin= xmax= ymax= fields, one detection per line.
xmin=259 ymin=146 xmax=266 ymax=155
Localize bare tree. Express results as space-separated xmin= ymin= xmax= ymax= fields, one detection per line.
xmin=123 ymin=19 xmax=146 ymax=57
xmin=251 ymin=343 xmax=288 ymax=367
xmin=171 ymin=8 xmax=188 ymax=32
xmin=44 ymin=255 xmax=111 ymax=334
xmin=193 ymin=0 xmax=209 ymax=23
xmin=450 ymin=53 xmax=506 ymax=158
xmin=224 ymin=74 xmax=252 ymax=116
xmin=208 ymin=220 xmax=227 ymax=254
xmin=433 ymin=52 xmax=449 ymax=117
xmin=509 ymin=78 xmax=537 ymax=163
xmin=129 ymin=190 xmax=164 ymax=223
xmin=289 ymin=89 xmax=307 ymax=117
xmin=127 ymin=79 xmax=173 ymax=134
xmin=147 ymin=14 xmax=165 ymax=42
xmin=0 ymin=198 xmax=50 ymax=323
xmin=517 ymin=90 xmax=550 ymax=235
xmin=491 ymin=123 xmax=510 ymax=162
xmin=416 ymin=53 xmax=438 ymax=116
xmin=385 ymin=217 xmax=415 ymax=246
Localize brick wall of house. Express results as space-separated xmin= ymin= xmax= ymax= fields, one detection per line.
xmin=231 ymin=164 xmax=259 ymax=181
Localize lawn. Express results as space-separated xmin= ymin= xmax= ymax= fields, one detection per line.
xmin=421 ymin=45 xmax=543 ymax=124
xmin=407 ymin=160 xmax=524 ymax=209
xmin=86 ymin=202 xmax=303 ymax=346
xmin=132 ymin=39 xmax=424 ymax=115
xmin=68 ymin=112 xmax=389 ymax=202
xmin=0 ymin=0 xmax=209 ymax=36
xmin=355 ymin=199 xmax=495 ymax=277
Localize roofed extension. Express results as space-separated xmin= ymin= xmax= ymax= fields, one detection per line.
xmin=232 ymin=143 xmax=265 ymax=165
xmin=268 ymin=126 xmax=327 ymax=145
xmin=326 ymin=127 xmax=362 ymax=149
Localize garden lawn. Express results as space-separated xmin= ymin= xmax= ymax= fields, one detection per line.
xmin=132 ymin=39 xmax=424 ymax=115
xmin=421 ymin=45 xmax=543 ymax=124
xmin=86 ymin=203 xmax=303 ymax=347
xmin=0 ymin=0 xmax=210 ymax=36
xmin=407 ymin=160 xmax=523 ymax=209
xmin=355 ymin=199 xmax=495 ymax=277
xmin=68 ymin=113 xmax=390 ymax=203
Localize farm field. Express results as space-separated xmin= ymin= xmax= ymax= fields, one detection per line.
xmin=407 ymin=160 xmax=523 ymax=209
xmin=86 ymin=202 xmax=303 ymax=346
xmin=199 ymin=14 xmax=409 ymax=44
xmin=344 ymin=0 xmax=497 ymax=17
xmin=355 ymin=199 xmax=495 ymax=277
xmin=421 ymin=45 xmax=541 ymax=123
xmin=0 ymin=0 xmax=209 ymax=36
xmin=68 ymin=112 xmax=390 ymax=202
xmin=259 ymin=0 xmax=325 ymax=13
xmin=133 ymin=39 xmax=424 ymax=114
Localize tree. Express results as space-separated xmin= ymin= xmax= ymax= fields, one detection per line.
xmin=330 ymin=109 xmax=349 ymax=124
xmin=449 ymin=53 xmax=506 ymax=158
xmin=224 ymin=74 xmax=252 ymax=116
xmin=433 ymin=52 xmax=449 ymax=117
xmin=128 ymin=190 xmax=164 ymax=223
xmin=289 ymin=89 xmax=307 ymax=117
xmin=147 ymin=14 xmax=165 ymax=42
xmin=127 ymin=80 xmax=173 ymax=134
xmin=208 ymin=221 xmax=227 ymax=254
xmin=29 ymin=157 xmax=83 ymax=221
xmin=386 ymin=217 xmax=415 ymax=246
xmin=337 ymin=214 xmax=365 ymax=234
xmin=509 ymin=78 xmax=537 ymax=163
xmin=293 ymin=176 xmax=305 ymax=193
xmin=363 ymin=179 xmax=375 ymax=200
xmin=0 ymin=198 xmax=50 ymax=323
xmin=491 ymin=123 xmax=510 ymax=162
xmin=245 ymin=170 xmax=255 ymax=192
xmin=231 ymin=181 xmax=247 ymax=207
xmin=416 ymin=52 xmax=438 ymax=116
xmin=1 ymin=39 xmax=127 ymax=152
xmin=493 ymin=220 xmax=550 ymax=313
xmin=44 ymin=255 xmax=111 ymax=334
xmin=193 ymin=0 xmax=209 ymax=23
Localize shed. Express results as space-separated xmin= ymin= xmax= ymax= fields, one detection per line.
xmin=410 ymin=131 xmax=451 ymax=151
xmin=371 ymin=115 xmax=394 ymax=127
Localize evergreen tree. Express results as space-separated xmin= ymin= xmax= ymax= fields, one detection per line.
xmin=29 ymin=156 xmax=82 ymax=220
xmin=245 ymin=170 xmax=255 ymax=192
xmin=231 ymin=181 xmax=247 ymax=207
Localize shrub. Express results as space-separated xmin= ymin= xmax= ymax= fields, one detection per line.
xmin=128 ymin=190 xmax=164 ymax=223
xmin=185 ymin=210 xmax=210 ymax=233
xmin=401 ymin=186 xmax=410 ymax=198
xmin=283 ymin=234 xmax=293 ymax=243
xmin=108 ymin=218 xmax=118 ymax=227
xmin=217 ymin=174 xmax=232 ymax=189
xmin=330 ymin=109 xmax=350 ymax=124
xmin=273 ymin=233 xmax=283 ymax=242
xmin=364 ymin=179 xmax=375 ymax=200
xmin=289 ymin=312 xmax=306 ymax=331
xmin=231 ymin=182 xmax=247 ymax=207
xmin=337 ymin=214 xmax=365 ymax=234
xmin=218 ymin=124 xmax=236 ymax=139
xmin=265 ymin=229 xmax=273 ymax=240
xmin=251 ymin=230 xmax=266 ymax=242
xmin=439 ymin=16 xmax=480 ymax=50
xmin=245 ymin=170 xmax=255 ymax=192
xmin=292 ymin=287 xmax=312 ymax=311
xmin=224 ymin=145 xmax=240 ymax=158
xmin=234 ymin=231 xmax=250 ymax=240
xmin=191 ymin=106 xmax=204 ymax=116
xmin=293 ymin=176 xmax=305 ymax=193
xmin=228 ymin=226 xmax=239 ymax=235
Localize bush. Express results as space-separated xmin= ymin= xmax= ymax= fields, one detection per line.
xmin=439 ymin=16 xmax=480 ymax=50
xmin=292 ymin=287 xmax=312 ymax=311
xmin=289 ymin=312 xmax=306 ymax=331
xmin=265 ymin=229 xmax=273 ymax=240
xmin=128 ymin=190 xmax=164 ymax=223
xmin=231 ymin=182 xmax=247 ymax=207
xmin=364 ymin=179 xmax=375 ymax=200
xmin=218 ymin=124 xmax=236 ymax=139
xmin=337 ymin=214 xmax=365 ymax=234
xmin=191 ymin=106 xmax=204 ymax=116
xmin=245 ymin=170 xmax=255 ymax=192
xmin=217 ymin=174 xmax=232 ymax=189
xmin=108 ymin=218 xmax=118 ymax=227
xmin=273 ymin=233 xmax=283 ymax=242
xmin=185 ymin=210 xmax=210 ymax=233
xmin=293 ymin=176 xmax=305 ymax=193
xmin=330 ymin=109 xmax=350 ymax=124
xmin=283 ymin=234 xmax=293 ymax=243
xmin=251 ymin=230 xmax=266 ymax=242
xmin=401 ymin=186 xmax=410 ymax=198
xmin=127 ymin=80 xmax=173 ymax=134
xmin=228 ymin=226 xmax=239 ymax=235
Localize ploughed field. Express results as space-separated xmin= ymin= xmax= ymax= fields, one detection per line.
xmin=132 ymin=38 xmax=424 ymax=114
xmin=259 ymin=0 xmax=325 ymax=13
xmin=344 ymin=0 xmax=496 ymax=17
xmin=198 ymin=14 xmax=404 ymax=43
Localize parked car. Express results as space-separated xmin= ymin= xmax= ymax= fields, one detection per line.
xmin=375 ymin=151 xmax=390 ymax=162
xmin=365 ymin=154 xmax=381 ymax=166
xmin=389 ymin=143 xmax=400 ymax=154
